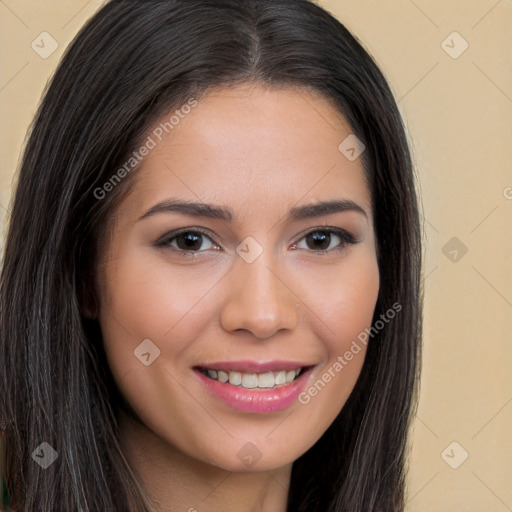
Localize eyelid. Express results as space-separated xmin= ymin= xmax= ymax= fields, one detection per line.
xmin=294 ymin=226 xmax=357 ymax=245
xmin=155 ymin=226 xmax=221 ymax=248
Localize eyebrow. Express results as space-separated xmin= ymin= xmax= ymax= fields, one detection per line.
xmin=139 ymin=198 xmax=368 ymax=222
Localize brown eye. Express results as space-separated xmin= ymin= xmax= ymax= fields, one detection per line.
xmin=294 ymin=228 xmax=356 ymax=253
xmin=158 ymin=229 xmax=216 ymax=253
xmin=175 ymin=232 xmax=206 ymax=251
xmin=305 ymin=231 xmax=332 ymax=250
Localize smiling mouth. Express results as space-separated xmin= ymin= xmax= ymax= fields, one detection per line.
xmin=196 ymin=367 xmax=308 ymax=390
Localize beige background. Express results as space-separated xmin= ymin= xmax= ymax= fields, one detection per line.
xmin=1 ymin=1 xmax=511 ymax=510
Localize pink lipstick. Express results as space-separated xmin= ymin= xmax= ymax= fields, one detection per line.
xmin=194 ymin=361 xmax=313 ymax=413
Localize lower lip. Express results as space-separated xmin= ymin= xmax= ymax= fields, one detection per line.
xmin=195 ymin=369 xmax=311 ymax=413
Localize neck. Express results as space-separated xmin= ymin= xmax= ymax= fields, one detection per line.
xmin=118 ymin=411 xmax=292 ymax=512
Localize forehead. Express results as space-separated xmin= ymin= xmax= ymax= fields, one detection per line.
xmin=121 ymin=83 xmax=372 ymax=224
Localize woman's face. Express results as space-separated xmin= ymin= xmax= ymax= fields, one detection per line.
xmin=95 ymin=83 xmax=379 ymax=472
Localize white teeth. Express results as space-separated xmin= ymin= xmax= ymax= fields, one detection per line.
xmin=228 ymin=371 xmax=242 ymax=386
xmin=285 ymin=370 xmax=296 ymax=383
xmin=241 ymin=373 xmax=259 ymax=389
xmin=217 ymin=370 xmax=229 ymax=383
xmin=258 ymin=372 xmax=275 ymax=388
xmin=203 ymin=368 xmax=303 ymax=388
xmin=274 ymin=371 xmax=286 ymax=385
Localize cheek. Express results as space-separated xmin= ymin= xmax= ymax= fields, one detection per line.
xmin=97 ymin=247 xmax=219 ymax=349
xmin=328 ymin=263 xmax=379 ymax=345
xmin=295 ymin=249 xmax=379 ymax=413
xmin=302 ymin=248 xmax=380 ymax=350
xmin=95 ymin=247 xmax=232 ymax=426
xmin=95 ymin=250 xmax=218 ymax=440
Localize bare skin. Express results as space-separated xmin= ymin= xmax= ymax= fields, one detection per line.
xmin=92 ymin=83 xmax=380 ymax=511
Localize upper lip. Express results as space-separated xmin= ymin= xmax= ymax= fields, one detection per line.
xmin=195 ymin=360 xmax=314 ymax=373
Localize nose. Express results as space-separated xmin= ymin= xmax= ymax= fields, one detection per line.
xmin=219 ymin=251 xmax=299 ymax=339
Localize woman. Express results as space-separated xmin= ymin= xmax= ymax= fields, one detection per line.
xmin=0 ymin=0 xmax=423 ymax=510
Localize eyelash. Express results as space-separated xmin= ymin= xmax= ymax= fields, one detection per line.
xmin=155 ymin=226 xmax=358 ymax=256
